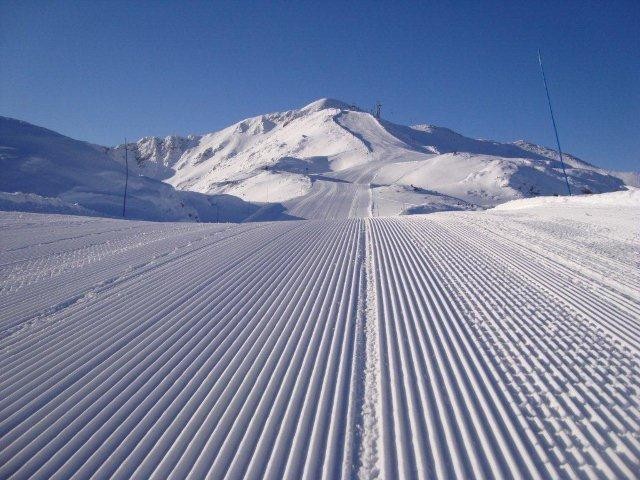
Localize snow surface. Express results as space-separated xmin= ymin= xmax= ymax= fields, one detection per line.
xmin=0 ymin=192 xmax=99 ymax=216
xmin=0 ymin=116 xmax=260 ymax=223
xmin=1 ymin=189 xmax=638 ymax=479
xmin=494 ymin=186 xmax=640 ymax=209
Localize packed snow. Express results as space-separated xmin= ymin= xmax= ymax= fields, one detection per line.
xmin=1 ymin=188 xmax=638 ymax=479
xmin=494 ymin=186 xmax=640 ymax=209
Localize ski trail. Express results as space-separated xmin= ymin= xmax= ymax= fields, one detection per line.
xmin=368 ymin=216 xmax=639 ymax=479
xmin=357 ymin=218 xmax=382 ymax=480
xmin=0 ymin=215 xmax=370 ymax=480
xmin=1 ymin=208 xmax=638 ymax=479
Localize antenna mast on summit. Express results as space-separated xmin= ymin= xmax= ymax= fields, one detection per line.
xmin=374 ymin=101 xmax=382 ymax=119
xmin=538 ymin=50 xmax=572 ymax=196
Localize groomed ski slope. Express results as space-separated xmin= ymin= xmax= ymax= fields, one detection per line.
xmin=1 ymin=193 xmax=639 ymax=479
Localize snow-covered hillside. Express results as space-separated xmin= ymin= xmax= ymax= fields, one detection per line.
xmin=2 ymin=102 xmax=638 ymax=479
xmin=109 ymin=134 xmax=201 ymax=180
xmin=105 ymin=98 xmax=627 ymax=209
xmin=0 ymin=117 xmax=259 ymax=222
xmin=1 ymin=100 xmax=633 ymax=221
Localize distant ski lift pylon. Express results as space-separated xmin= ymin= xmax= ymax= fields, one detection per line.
xmin=374 ymin=101 xmax=382 ymax=119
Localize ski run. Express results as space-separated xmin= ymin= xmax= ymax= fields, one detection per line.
xmin=1 ymin=190 xmax=639 ymax=479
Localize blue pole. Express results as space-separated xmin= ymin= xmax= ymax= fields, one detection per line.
xmin=538 ymin=50 xmax=572 ymax=196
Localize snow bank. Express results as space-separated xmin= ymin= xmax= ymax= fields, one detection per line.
xmin=493 ymin=187 xmax=639 ymax=210
xmin=0 ymin=191 xmax=99 ymax=216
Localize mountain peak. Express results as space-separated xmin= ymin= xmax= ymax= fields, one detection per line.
xmin=301 ymin=98 xmax=351 ymax=112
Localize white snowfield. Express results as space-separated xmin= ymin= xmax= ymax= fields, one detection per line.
xmin=1 ymin=189 xmax=638 ymax=479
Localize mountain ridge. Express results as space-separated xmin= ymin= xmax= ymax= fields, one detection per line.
xmin=107 ymin=99 xmax=601 ymax=179
xmin=0 ymin=99 xmax=632 ymax=221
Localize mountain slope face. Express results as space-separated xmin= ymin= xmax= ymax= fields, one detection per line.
xmin=109 ymin=134 xmax=202 ymax=180
xmin=0 ymin=116 xmax=255 ymax=222
xmin=107 ymin=98 xmax=626 ymax=207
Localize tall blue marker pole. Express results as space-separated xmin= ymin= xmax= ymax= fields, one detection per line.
xmin=538 ymin=50 xmax=572 ymax=196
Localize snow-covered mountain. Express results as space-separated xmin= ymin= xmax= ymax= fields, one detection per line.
xmin=109 ymin=134 xmax=201 ymax=180
xmin=0 ymin=99 xmax=631 ymax=221
xmin=106 ymin=98 xmax=627 ymax=206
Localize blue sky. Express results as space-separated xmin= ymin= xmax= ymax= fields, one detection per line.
xmin=1 ymin=1 xmax=638 ymax=170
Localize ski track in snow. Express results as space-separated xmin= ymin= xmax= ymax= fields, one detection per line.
xmin=368 ymin=216 xmax=639 ymax=479
xmin=1 ymin=204 xmax=638 ymax=479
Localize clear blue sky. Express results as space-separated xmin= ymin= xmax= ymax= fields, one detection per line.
xmin=1 ymin=1 xmax=638 ymax=170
